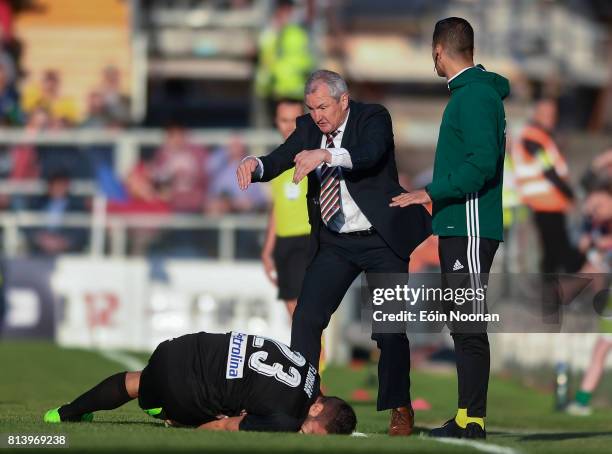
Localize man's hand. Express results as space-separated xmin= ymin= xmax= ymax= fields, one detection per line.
xmin=389 ymin=189 xmax=431 ymax=207
xmin=164 ymin=419 xmax=186 ymax=427
xmin=293 ymin=149 xmax=331 ymax=184
xmin=236 ymin=157 xmax=259 ymax=190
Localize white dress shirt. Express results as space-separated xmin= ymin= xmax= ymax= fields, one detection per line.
xmin=318 ymin=110 xmax=372 ymax=233
xmin=247 ymin=109 xmax=373 ymax=233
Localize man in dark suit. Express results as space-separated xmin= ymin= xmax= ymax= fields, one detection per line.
xmin=237 ymin=70 xmax=431 ymax=436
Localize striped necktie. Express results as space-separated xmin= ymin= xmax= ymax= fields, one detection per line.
xmin=320 ymin=130 xmax=341 ymax=225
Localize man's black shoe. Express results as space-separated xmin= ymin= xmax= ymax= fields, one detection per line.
xmin=464 ymin=422 xmax=486 ymax=439
xmin=429 ymin=418 xmax=465 ymax=438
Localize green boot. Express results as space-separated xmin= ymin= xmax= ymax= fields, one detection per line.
xmin=44 ymin=407 xmax=94 ymax=423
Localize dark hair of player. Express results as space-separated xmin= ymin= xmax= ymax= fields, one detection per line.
xmin=275 ymin=97 xmax=303 ymax=111
xmin=318 ymin=396 xmax=357 ymax=435
xmin=432 ymin=17 xmax=474 ymax=59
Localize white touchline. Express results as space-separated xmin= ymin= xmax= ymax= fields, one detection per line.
xmin=428 ymin=437 xmax=521 ymax=454
xmin=97 ymin=349 xmax=147 ymax=371
xmin=353 ymin=432 xmax=521 ymax=454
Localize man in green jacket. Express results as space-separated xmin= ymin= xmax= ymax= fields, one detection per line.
xmin=391 ymin=17 xmax=509 ymax=439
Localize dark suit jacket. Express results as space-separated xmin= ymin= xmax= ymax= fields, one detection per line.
xmin=255 ymin=100 xmax=432 ymax=261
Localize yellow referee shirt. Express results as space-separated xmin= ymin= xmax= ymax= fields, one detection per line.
xmin=270 ymin=168 xmax=310 ymax=237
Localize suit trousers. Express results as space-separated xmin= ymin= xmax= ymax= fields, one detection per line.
xmin=438 ymin=236 xmax=499 ymax=417
xmin=291 ymin=226 xmax=411 ymax=411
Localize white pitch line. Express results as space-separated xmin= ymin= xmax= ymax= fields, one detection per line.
xmin=426 ymin=436 xmax=521 ymax=454
xmin=352 ymin=431 xmax=520 ymax=454
xmin=97 ymin=349 xmax=146 ymax=370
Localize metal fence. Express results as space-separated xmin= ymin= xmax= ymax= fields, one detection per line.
xmin=0 ymin=209 xmax=268 ymax=259
xmin=0 ymin=127 xmax=283 ymax=179
xmin=0 ymin=128 xmax=283 ymax=258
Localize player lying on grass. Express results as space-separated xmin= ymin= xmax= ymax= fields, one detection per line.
xmin=44 ymin=331 xmax=356 ymax=434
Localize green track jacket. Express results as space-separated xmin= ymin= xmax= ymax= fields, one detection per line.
xmin=426 ymin=65 xmax=510 ymax=241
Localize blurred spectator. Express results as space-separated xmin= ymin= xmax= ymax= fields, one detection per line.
xmin=22 ymin=70 xmax=79 ymax=126
xmin=512 ymin=99 xmax=584 ymax=273
xmin=0 ymin=107 xmax=46 ymax=210
xmin=255 ymin=0 xmax=313 ymax=123
xmin=0 ymin=107 xmax=43 ymax=178
xmin=126 ymin=124 xmax=208 ymax=213
xmin=0 ymin=47 xmax=16 ymax=89
xmin=566 ymin=336 xmax=612 ymax=416
xmin=565 ymin=152 xmax=612 ymax=416
xmin=580 ymin=189 xmax=612 ymax=272
xmin=27 ymin=170 xmax=88 ymax=255
xmin=208 ymin=136 xmax=268 ymax=214
xmin=0 ymin=58 xmax=21 ymax=125
xmin=80 ymin=90 xmax=128 ymax=203
xmin=81 ymin=90 xmax=114 ymax=129
xmin=0 ymin=0 xmax=23 ymax=81
xmin=123 ymin=155 xmax=170 ymax=212
xmin=82 ymin=67 xmax=130 ymax=129
xmin=28 ymin=98 xmax=90 ymax=180
xmin=96 ymin=66 xmax=130 ymax=127
xmin=581 ymin=149 xmax=612 ymax=194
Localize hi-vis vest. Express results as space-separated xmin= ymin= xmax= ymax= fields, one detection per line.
xmin=255 ymin=24 xmax=313 ymax=100
xmin=512 ymin=125 xmax=571 ymax=213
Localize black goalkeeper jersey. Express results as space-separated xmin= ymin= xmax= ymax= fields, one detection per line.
xmin=152 ymin=331 xmax=320 ymax=431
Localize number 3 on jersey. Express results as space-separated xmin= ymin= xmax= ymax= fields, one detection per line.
xmin=248 ymin=336 xmax=305 ymax=387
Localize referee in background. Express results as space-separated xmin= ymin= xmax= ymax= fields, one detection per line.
xmin=261 ymin=99 xmax=311 ymax=319
xmin=391 ymin=17 xmax=509 ymax=439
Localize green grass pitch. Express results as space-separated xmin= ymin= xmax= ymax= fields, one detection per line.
xmin=1 ymin=341 xmax=611 ymax=453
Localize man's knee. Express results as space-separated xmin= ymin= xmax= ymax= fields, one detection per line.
xmin=293 ymin=303 xmax=329 ymax=332
xmin=126 ymin=371 xmax=141 ymax=399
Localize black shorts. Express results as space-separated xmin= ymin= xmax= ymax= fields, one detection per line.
xmin=273 ymin=234 xmax=310 ymax=301
xmin=138 ymin=337 xmax=217 ymax=426
xmin=138 ymin=341 xmax=169 ymax=418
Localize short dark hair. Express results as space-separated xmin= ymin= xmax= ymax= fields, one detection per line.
xmin=432 ymin=17 xmax=474 ymax=58
xmin=275 ymin=98 xmax=303 ymax=112
xmin=47 ymin=168 xmax=71 ymax=183
xmin=318 ymin=396 xmax=357 ymax=435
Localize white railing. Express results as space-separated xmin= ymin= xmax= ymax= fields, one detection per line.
xmin=0 ymin=128 xmax=282 ymax=258
xmin=0 ymin=128 xmax=283 ymax=178
xmin=0 ymin=209 xmax=268 ymax=259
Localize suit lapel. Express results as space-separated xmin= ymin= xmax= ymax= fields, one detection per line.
xmin=308 ymin=123 xmax=322 ymax=149
xmin=305 ymin=120 xmax=322 ymax=198
xmin=340 ymin=101 xmax=357 ymax=149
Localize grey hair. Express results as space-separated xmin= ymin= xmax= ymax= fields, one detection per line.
xmin=304 ymin=70 xmax=348 ymax=101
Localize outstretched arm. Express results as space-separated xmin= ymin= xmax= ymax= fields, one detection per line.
xmin=236 ymin=126 xmax=306 ymax=190
xmin=198 ymin=415 xmax=245 ymax=431
xmin=258 ymin=126 xmax=306 ymax=182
